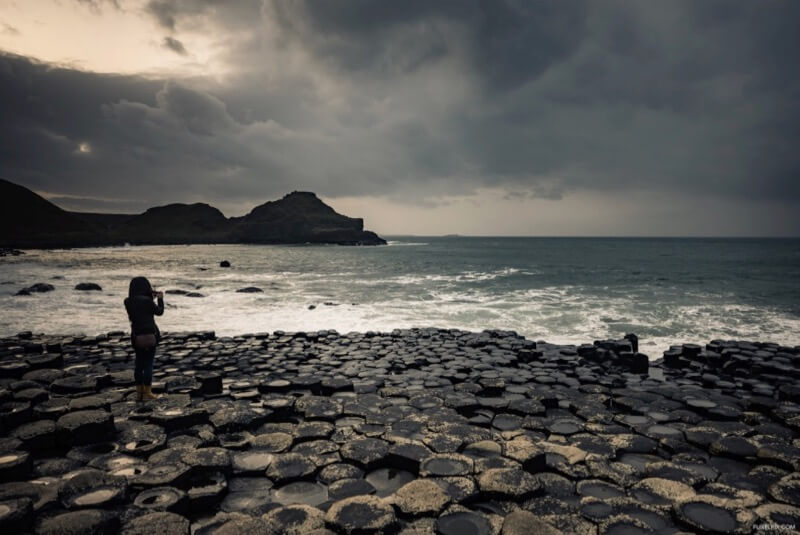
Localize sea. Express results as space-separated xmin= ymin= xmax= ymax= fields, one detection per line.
xmin=1 ymin=237 xmax=799 ymax=355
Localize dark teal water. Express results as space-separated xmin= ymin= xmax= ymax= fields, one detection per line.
xmin=1 ymin=238 xmax=798 ymax=353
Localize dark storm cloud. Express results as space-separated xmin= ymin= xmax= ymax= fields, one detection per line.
xmin=161 ymin=36 xmax=187 ymax=56
xmin=2 ymin=0 xmax=800 ymax=227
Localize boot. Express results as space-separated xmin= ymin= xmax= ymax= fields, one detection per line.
xmin=135 ymin=385 xmax=143 ymax=402
xmin=142 ymin=385 xmax=159 ymax=401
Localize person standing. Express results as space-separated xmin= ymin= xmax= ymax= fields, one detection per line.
xmin=124 ymin=276 xmax=164 ymax=401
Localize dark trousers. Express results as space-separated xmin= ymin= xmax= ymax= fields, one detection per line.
xmin=134 ymin=346 xmax=156 ymax=386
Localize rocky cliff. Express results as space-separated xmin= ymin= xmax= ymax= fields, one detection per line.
xmin=0 ymin=178 xmax=386 ymax=247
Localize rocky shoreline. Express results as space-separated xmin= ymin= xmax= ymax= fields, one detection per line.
xmin=1 ymin=328 xmax=799 ymax=534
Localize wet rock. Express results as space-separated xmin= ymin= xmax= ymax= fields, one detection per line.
xmin=17 ymin=283 xmax=54 ymax=295
xmin=134 ymin=463 xmax=192 ymax=489
xmin=74 ymin=283 xmax=102 ymax=291
xmin=272 ymin=481 xmax=328 ymax=507
xmin=420 ymin=454 xmax=473 ymax=477
xmin=232 ymin=451 xmax=273 ymax=475
xmin=673 ymin=495 xmax=755 ymax=534
xmin=236 ymin=287 xmax=263 ymax=293
xmin=220 ymin=261 xmax=231 ymax=267
xmin=133 ymin=487 xmax=188 ymax=514
xmin=436 ymin=511 xmax=492 ymax=535
xmin=59 ymin=469 xmax=127 ymax=509
xmin=324 ymin=495 xmax=396 ymax=534
xmin=120 ymin=512 xmax=190 ymax=535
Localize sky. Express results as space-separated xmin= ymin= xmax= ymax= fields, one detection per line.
xmin=1 ymin=0 xmax=799 ymax=236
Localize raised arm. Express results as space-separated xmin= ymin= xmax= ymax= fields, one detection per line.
xmin=153 ymin=294 xmax=164 ymax=316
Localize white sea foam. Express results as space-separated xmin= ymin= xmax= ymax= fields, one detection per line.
xmin=1 ymin=243 xmax=798 ymax=356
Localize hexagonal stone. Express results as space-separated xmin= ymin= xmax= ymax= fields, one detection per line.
xmin=210 ymin=405 xmax=270 ymax=433
xmin=181 ymin=447 xmax=231 ymax=475
xmin=149 ymin=407 xmax=209 ymax=431
xmin=262 ymin=504 xmax=326 ymax=534
xmin=673 ymin=495 xmax=755 ymax=534
xmin=119 ymin=423 xmax=167 ymax=457
xmin=232 ymin=451 xmax=274 ymax=475
xmin=629 ymin=478 xmax=696 ymax=508
xmin=266 ymin=453 xmax=316 ymax=484
xmin=11 ymin=420 xmax=57 ymax=452
xmin=0 ymin=451 xmax=31 ymax=482
xmin=477 ymin=467 xmax=542 ymax=501
xmin=769 ymin=473 xmax=800 ymax=507
xmin=436 ymin=511 xmax=492 ymax=535
xmin=36 ymin=509 xmax=119 ymax=535
xmin=0 ymin=498 xmax=33 ymax=533
xmin=419 ymin=454 xmax=474 ymax=477
xmin=56 ymin=410 xmax=114 ymax=446
xmin=133 ymin=463 xmax=192 ymax=489
xmin=59 ymin=469 xmax=128 ymax=509
xmin=329 ymin=478 xmax=376 ymax=501
xmin=250 ymin=432 xmax=293 ymax=453
xmin=324 ymin=495 xmax=396 ymax=534
xmin=51 ymin=375 xmax=98 ymax=395
xmin=319 ymin=463 xmax=364 ymax=484
xmin=340 ymin=438 xmax=389 ymax=470
xmin=390 ymin=479 xmax=450 ymax=516
xmin=133 ymin=487 xmax=188 ymax=514
xmin=272 ymin=481 xmax=329 ymax=507
xmin=502 ymin=510 xmax=562 ymax=535
xmin=504 ymin=435 xmax=546 ymax=473
xmin=120 ymin=512 xmax=190 ymax=535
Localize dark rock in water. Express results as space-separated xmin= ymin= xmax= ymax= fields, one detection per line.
xmin=236 ymin=287 xmax=263 ymax=293
xmin=219 ymin=261 xmax=231 ymax=268
xmin=185 ymin=292 xmax=205 ymax=298
xmin=165 ymin=289 xmax=189 ymax=295
xmin=324 ymin=495 xmax=396 ymax=534
xmin=308 ymin=305 xmax=316 ymax=310
xmin=16 ymin=283 xmax=54 ymax=296
xmin=74 ymin=283 xmax=102 ymax=291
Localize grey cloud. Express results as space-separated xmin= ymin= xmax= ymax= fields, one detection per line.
xmin=162 ymin=36 xmax=187 ymax=55
xmin=1 ymin=0 xmax=799 ymax=235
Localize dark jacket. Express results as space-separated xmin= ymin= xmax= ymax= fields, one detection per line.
xmin=125 ymin=276 xmax=164 ymax=343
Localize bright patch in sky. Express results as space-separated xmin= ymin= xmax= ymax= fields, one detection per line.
xmin=0 ymin=0 xmax=217 ymax=75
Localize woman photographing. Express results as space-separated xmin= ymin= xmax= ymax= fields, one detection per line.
xmin=124 ymin=276 xmax=164 ymax=401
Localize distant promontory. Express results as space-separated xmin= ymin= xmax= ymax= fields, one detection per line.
xmin=0 ymin=178 xmax=386 ymax=248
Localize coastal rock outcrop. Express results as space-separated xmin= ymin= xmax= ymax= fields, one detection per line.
xmin=0 ymin=178 xmax=386 ymax=248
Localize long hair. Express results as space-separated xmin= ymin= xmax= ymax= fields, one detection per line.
xmin=128 ymin=276 xmax=153 ymax=298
